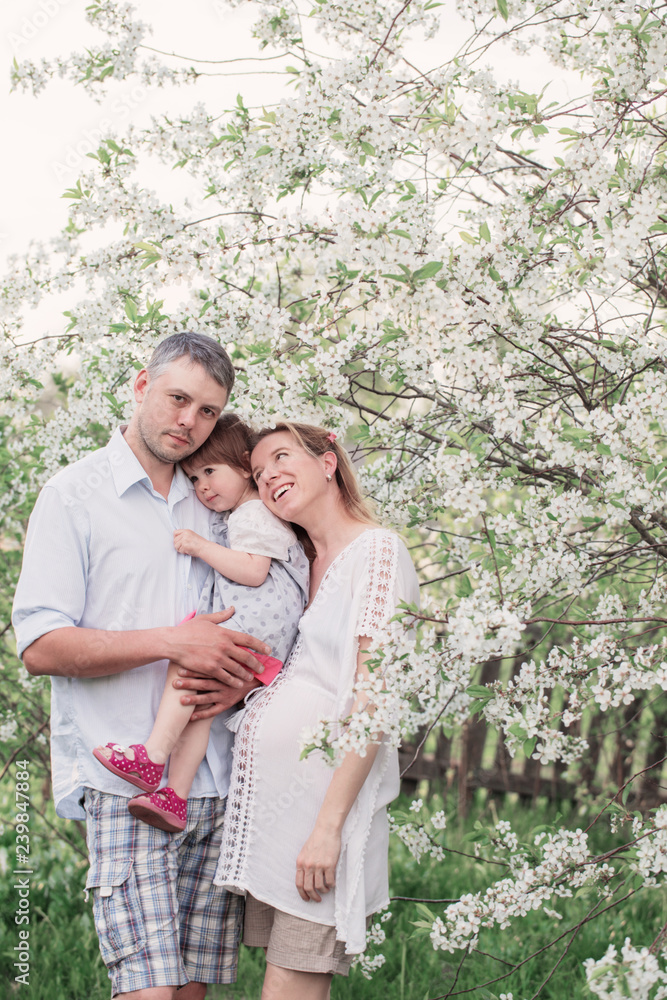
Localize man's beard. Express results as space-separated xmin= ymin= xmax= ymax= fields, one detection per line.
xmin=136 ymin=413 xmax=194 ymax=465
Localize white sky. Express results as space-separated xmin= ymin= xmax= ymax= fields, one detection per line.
xmin=0 ymin=2 xmax=582 ymax=299
xmin=0 ymin=1 xmax=285 ymax=259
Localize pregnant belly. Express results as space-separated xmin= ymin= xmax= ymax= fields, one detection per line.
xmin=251 ymin=677 xmax=338 ymax=756
xmin=241 ymin=680 xmax=338 ymax=823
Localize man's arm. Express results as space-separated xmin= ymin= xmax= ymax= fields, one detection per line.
xmin=15 ymin=484 xmax=268 ymax=687
xmin=22 ymin=611 xmax=269 ymax=686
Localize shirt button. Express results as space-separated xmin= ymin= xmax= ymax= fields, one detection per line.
xmin=187 ymin=585 xmax=192 ymax=590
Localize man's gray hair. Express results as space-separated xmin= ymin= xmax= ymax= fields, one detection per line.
xmin=146 ymin=332 xmax=235 ymax=395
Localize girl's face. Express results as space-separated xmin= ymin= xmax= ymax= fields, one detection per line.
xmin=184 ymin=460 xmax=254 ymax=513
xmin=251 ymin=431 xmax=334 ymax=524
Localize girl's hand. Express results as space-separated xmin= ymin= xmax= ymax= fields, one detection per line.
xmin=295 ymin=826 xmax=341 ymax=902
xmin=174 ymin=528 xmax=205 ymax=557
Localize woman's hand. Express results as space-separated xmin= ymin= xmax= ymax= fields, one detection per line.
xmin=295 ymin=825 xmax=341 ymax=902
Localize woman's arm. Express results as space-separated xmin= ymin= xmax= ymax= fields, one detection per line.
xmin=173 ymin=529 xmax=271 ymax=587
xmin=295 ymin=636 xmax=381 ymax=903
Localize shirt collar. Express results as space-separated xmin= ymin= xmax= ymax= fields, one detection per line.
xmin=107 ymin=427 xmax=192 ymax=504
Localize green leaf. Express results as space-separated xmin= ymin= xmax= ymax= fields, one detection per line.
xmin=413 ymin=261 xmax=443 ymax=281
xmin=496 ymin=0 xmax=508 ymax=20
xmin=381 ymin=272 xmax=410 ymax=284
xmin=414 ymin=902 xmax=437 ymax=921
xmin=466 ymin=684 xmax=493 ymax=702
xmin=139 ymin=255 xmax=162 ymax=271
xmin=255 ymin=145 xmax=273 ymax=157
xmin=459 ymin=231 xmax=478 ymax=245
xmin=359 ymin=140 xmax=376 ymax=156
xmin=479 ymin=221 xmax=491 ymax=242
xmin=124 ymin=298 xmax=138 ymax=323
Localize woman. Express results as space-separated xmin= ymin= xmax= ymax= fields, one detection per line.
xmin=215 ymin=423 xmax=420 ymax=1000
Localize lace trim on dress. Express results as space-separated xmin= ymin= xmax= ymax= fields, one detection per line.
xmin=335 ymin=739 xmax=393 ymax=952
xmin=215 ymin=635 xmax=304 ymax=891
xmin=334 ymin=532 xmax=400 ymax=949
xmin=356 ymin=531 xmax=399 ymax=641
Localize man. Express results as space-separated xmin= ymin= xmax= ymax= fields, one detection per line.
xmin=12 ymin=333 xmax=267 ymax=1000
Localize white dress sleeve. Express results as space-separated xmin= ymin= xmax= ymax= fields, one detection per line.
xmin=227 ymin=499 xmax=297 ymax=561
xmin=335 ymin=530 xmax=420 ymax=954
xmin=355 ymin=530 xmax=401 ymax=642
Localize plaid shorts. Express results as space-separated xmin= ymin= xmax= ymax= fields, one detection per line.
xmin=84 ymin=789 xmax=244 ymax=996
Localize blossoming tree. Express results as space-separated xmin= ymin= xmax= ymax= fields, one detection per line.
xmin=3 ymin=0 xmax=667 ymax=994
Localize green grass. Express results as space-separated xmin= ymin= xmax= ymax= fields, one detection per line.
xmin=2 ymin=794 xmax=666 ymax=999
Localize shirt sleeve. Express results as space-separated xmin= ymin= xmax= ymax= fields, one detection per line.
xmin=12 ymin=485 xmax=90 ymax=658
xmin=227 ymin=501 xmax=297 ymax=561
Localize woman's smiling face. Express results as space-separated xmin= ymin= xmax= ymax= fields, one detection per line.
xmin=251 ymin=431 xmax=332 ymax=524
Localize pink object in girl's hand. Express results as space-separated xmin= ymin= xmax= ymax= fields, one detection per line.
xmin=244 ymin=649 xmax=283 ymax=686
xmin=178 ymin=611 xmax=197 ymax=625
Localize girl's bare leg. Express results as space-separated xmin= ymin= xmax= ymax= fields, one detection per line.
xmin=165 ymin=716 xmax=212 ymax=800
xmin=261 ymin=964 xmax=332 ymax=1000
xmin=143 ymin=661 xmax=196 ymax=765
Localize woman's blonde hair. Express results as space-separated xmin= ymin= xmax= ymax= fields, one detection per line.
xmin=253 ymin=423 xmax=377 ymax=555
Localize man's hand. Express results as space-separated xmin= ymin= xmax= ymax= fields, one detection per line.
xmin=165 ymin=609 xmax=270 ymax=687
xmin=174 ymin=672 xmax=261 ymax=721
xmin=174 ymin=528 xmax=207 ymax=558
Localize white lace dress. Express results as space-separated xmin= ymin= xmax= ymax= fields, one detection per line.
xmin=215 ymin=528 xmax=420 ymax=954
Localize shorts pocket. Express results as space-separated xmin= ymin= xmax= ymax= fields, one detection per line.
xmin=86 ymin=858 xmax=146 ymax=967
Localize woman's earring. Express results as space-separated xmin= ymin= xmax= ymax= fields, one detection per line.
xmin=326 ymin=474 xmax=332 ymax=482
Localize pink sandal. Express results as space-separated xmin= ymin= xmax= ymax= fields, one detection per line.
xmin=92 ymin=743 xmax=164 ymax=793
xmin=128 ymin=787 xmax=187 ymax=833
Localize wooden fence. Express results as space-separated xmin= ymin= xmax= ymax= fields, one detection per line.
xmin=398 ymin=657 xmax=667 ymax=813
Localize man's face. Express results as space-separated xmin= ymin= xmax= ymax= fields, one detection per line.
xmin=133 ymin=356 xmax=228 ymax=465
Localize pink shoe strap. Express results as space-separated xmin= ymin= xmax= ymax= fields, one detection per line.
xmin=151 ymin=787 xmax=187 ymax=820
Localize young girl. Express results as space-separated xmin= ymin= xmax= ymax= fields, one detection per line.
xmin=93 ymin=414 xmax=309 ymax=832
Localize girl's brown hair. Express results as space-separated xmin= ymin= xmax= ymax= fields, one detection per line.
xmin=184 ymin=413 xmax=256 ymax=479
xmin=253 ymin=422 xmax=378 ymax=530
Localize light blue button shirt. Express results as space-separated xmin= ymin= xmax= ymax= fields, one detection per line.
xmin=12 ymin=427 xmax=234 ymax=819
